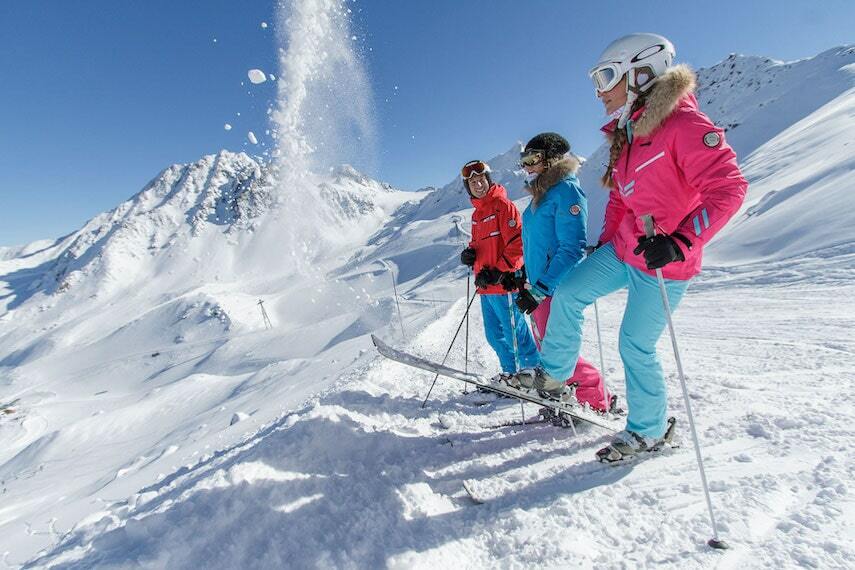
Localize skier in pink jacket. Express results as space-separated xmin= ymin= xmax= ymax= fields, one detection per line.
xmin=518 ymin=33 xmax=748 ymax=461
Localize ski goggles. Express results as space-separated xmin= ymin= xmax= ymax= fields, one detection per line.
xmin=461 ymin=160 xmax=490 ymax=179
xmin=519 ymin=149 xmax=545 ymax=168
xmin=589 ymin=62 xmax=625 ymax=93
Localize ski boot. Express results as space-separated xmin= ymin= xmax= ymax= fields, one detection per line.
xmin=515 ymin=367 xmax=568 ymax=400
xmin=608 ymin=395 xmax=625 ymax=416
xmin=485 ymin=373 xmax=515 ymax=397
xmin=594 ymin=394 xmax=625 ymax=417
xmin=596 ymin=417 xmax=676 ymax=463
xmin=514 ymin=368 xmax=537 ymax=390
xmin=537 ymin=406 xmax=557 ymax=422
xmin=536 ymin=407 xmax=579 ymax=429
xmin=490 ymin=372 xmax=518 ymax=389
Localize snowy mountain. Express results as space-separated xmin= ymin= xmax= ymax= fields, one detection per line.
xmin=0 ymin=152 xmax=428 ymax=566
xmin=406 ymin=143 xmax=531 ymax=223
xmin=702 ymin=47 xmax=855 ymax=264
xmin=2 ymin=45 xmax=854 ymax=569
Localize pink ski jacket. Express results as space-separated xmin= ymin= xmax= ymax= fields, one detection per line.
xmin=599 ymin=65 xmax=748 ymax=280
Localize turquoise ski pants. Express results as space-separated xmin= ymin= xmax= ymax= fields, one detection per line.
xmin=480 ymin=293 xmax=540 ymax=373
xmin=540 ymin=243 xmax=690 ymax=439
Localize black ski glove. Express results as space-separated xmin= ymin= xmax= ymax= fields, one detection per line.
xmin=474 ymin=267 xmax=502 ymax=289
xmin=499 ymin=267 xmax=527 ymax=291
xmin=460 ymin=247 xmax=476 ymax=267
xmin=515 ymin=289 xmax=539 ymax=314
xmin=633 ymin=233 xmax=689 ymax=270
xmin=515 ymin=282 xmax=547 ymax=315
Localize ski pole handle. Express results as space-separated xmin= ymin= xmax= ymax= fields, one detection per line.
xmin=641 ymin=214 xmax=656 ymax=239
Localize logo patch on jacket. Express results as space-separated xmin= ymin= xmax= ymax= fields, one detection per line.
xmin=569 ymin=204 xmax=581 ymax=216
xmin=508 ymin=219 xmax=517 ymax=228
xmin=703 ymin=132 xmax=722 ymax=148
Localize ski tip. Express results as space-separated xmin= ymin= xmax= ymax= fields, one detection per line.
xmin=370 ymin=334 xmax=383 ymax=349
xmin=462 ymin=480 xmax=484 ymax=504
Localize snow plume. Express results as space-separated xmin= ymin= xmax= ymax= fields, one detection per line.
xmin=268 ymin=0 xmax=377 ymax=266
xmin=272 ymin=0 xmax=375 ymax=175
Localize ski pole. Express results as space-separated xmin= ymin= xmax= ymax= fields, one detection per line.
xmin=641 ymin=214 xmax=728 ymax=550
xmin=378 ymin=259 xmax=406 ymax=340
xmin=593 ymin=299 xmax=609 ymax=410
xmin=507 ymin=292 xmax=526 ymax=423
xmin=463 ymin=269 xmax=471 ymax=393
xmin=507 ymin=292 xmax=521 ymax=372
xmin=422 ymin=291 xmax=478 ymax=408
xmin=586 ymin=246 xmax=610 ymax=412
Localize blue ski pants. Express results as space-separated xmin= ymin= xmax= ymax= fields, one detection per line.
xmin=540 ymin=243 xmax=690 ymax=439
xmin=480 ymin=292 xmax=539 ymax=373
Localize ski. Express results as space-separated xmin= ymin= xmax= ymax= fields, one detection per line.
xmin=371 ymin=335 xmax=621 ymax=433
xmin=462 ymin=479 xmax=485 ymax=504
xmin=596 ymin=416 xmax=679 ymax=463
xmin=484 ymin=416 xmax=554 ymax=430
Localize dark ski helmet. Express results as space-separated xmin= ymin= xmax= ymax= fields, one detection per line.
xmin=523 ymin=132 xmax=570 ymax=162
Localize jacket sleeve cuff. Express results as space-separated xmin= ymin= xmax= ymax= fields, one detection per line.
xmin=533 ymin=280 xmax=552 ymax=298
xmin=672 ymin=232 xmax=693 ymax=257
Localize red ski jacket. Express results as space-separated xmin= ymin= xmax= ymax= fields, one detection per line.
xmin=469 ymin=184 xmax=524 ymax=295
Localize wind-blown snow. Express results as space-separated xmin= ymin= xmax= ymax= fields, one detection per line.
xmin=271 ymin=0 xmax=375 ymax=174
xmin=247 ymin=69 xmax=267 ymax=84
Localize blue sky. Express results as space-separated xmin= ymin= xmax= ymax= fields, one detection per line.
xmin=1 ymin=0 xmax=853 ymax=246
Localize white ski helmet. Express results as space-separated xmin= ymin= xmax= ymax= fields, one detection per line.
xmin=589 ymin=33 xmax=675 ymax=126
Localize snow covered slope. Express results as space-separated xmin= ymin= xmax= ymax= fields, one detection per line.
xmin=0 ymin=151 xmax=427 ymax=565
xmin=21 ymin=266 xmax=855 ymax=570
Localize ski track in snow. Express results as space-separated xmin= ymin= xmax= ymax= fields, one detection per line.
xmin=20 ymin=268 xmax=855 ymax=569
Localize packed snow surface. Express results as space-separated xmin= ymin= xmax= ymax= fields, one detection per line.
xmin=13 ymin=263 xmax=855 ymax=569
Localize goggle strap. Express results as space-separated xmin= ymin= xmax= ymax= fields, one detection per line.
xmin=461 ymin=161 xmax=489 ymax=179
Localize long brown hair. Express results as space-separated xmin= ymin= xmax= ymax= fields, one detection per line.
xmin=601 ymin=94 xmax=648 ymax=189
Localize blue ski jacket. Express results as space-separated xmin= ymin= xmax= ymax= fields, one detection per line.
xmin=521 ymin=156 xmax=588 ymax=296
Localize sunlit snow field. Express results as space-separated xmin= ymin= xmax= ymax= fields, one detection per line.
xmin=1 ymin=0 xmax=853 ymax=566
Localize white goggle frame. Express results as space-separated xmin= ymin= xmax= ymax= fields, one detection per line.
xmin=589 ymin=62 xmax=626 ymax=93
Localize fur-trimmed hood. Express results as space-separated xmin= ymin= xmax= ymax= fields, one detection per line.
xmin=526 ymin=155 xmax=581 ymax=206
xmin=605 ymin=64 xmax=697 ymax=139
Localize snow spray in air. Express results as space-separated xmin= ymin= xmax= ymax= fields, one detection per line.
xmin=269 ymin=0 xmax=376 ymax=265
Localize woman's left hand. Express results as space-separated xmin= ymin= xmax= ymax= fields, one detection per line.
xmin=634 ymin=234 xmax=687 ymax=269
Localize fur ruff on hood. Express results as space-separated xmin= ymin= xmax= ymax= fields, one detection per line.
xmin=602 ymin=64 xmax=696 ymax=187
xmin=629 ymin=64 xmax=696 ymax=138
xmin=526 ymin=155 xmax=580 ymax=207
